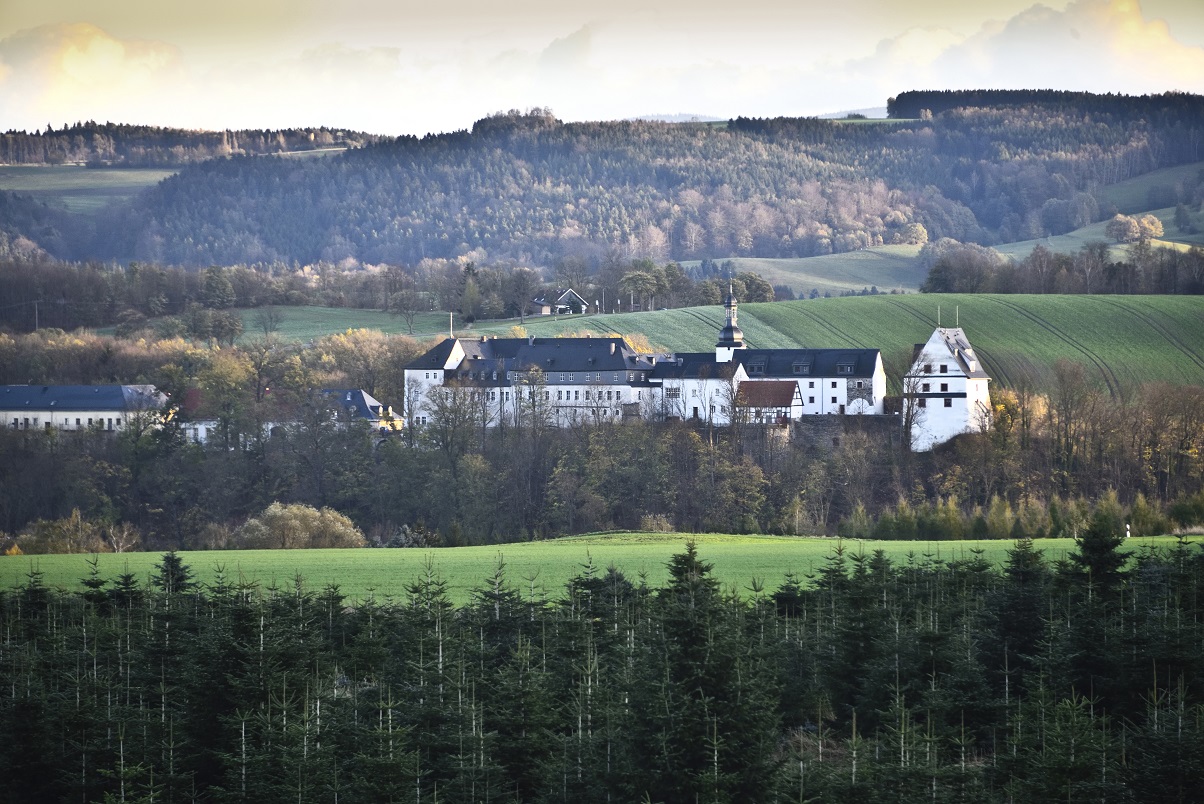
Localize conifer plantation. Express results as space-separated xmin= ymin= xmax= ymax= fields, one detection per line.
xmin=3 ymin=536 xmax=1203 ymax=802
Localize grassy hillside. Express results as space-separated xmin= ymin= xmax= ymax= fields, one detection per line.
xmin=474 ymin=294 xmax=1204 ymax=394
xmin=682 ymin=245 xmax=927 ymax=296
xmin=2 ymin=533 xmax=1191 ymax=604
xmin=0 ymin=165 xmax=175 ymax=214
xmin=1093 ymin=160 xmax=1204 ymax=214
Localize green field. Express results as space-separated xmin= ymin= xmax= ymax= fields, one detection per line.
xmin=223 ymin=296 xmax=1204 ymax=395
xmin=236 ymin=306 xmax=459 ymax=342
xmin=2 ymin=533 xmax=1193 ymax=605
xmin=0 ymin=165 xmax=176 ymax=214
xmin=475 ymin=294 xmax=1204 ymax=394
xmin=682 ymin=245 xmax=926 ymax=296
xmin=997 ymin=206 xmax=1204 ymax=260
xmin=1093 ymin=161 xmax=1204 ymax=214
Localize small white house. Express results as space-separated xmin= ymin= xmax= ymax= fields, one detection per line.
xmin=904 ymin=328 xmax=992 ymax=451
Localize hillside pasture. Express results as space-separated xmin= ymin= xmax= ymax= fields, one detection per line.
xmin=235 ymin=306 xmax=454 ymax=342
xmin=0 ymin=165 xmax=176 ymax=214
xmin=1093 ymin=160 xmax=1204 ymax=214
xmin=681 ymin=245 xmax=927 ymax=296
xmin=2 ymin=533 xmax=1191 ymax=605
xmin=476 ymin=295 xmax=1204 ymax=394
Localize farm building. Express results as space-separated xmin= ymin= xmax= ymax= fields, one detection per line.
xmin=532 ymin=288 xmax=589 ymax=316
xmin=0 ymin=384 xmax=166 ymax=433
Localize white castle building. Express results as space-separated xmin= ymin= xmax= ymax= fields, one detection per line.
xmin=404 ymin=290 xmax=989 ymax=450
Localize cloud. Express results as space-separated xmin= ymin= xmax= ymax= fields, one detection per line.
xmin=0 ymin=23 xmax=179 ymax=127
xmin=929 ymin=0 xmax=1204 ymax=93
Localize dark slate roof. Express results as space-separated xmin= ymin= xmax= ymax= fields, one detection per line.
xmin=735 ymin=348 xmax=880 ymax=379
xmin=649 ymin=353 xmax=741 ymax=381
xmin=650 ymin=348 xmax=880 ymax=381
xmin=321 ymin=389 xmax=391 ymax=420
xmin=736 ymin=381 xmax=799 ymax=408
xmin=0 ymin=384 xmax=165 ymax=412
xmin=411 ymin=336 xmax=665 ymax=385
xmin=405 ymin=338 xmax=460 ymax=370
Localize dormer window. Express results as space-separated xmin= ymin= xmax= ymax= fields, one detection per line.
xmin=748 ymin=361 xmax=766 ymax=375
xmin=836 ymin=364 xmax=853 ymax=375
xmin=792 ymin=362 xmax=811 ymax=375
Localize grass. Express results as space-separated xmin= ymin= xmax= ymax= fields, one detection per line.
xmin=1093 ymin=161 xmax=1204 ymax=214
xmin=475 ymin=295 xmax=1204 ymax=394
xmin=191 ymin=295 xmax=1204 ymax=396
xmin=681 ymin=245 xmax=927 ymax=296
xmin=0 ymin=165 xmax=176 ymax=214
xmin=2 ymin=533 xmax=1193 ymax=605
xmin=237 ymin=307 xmax=455 ymax=343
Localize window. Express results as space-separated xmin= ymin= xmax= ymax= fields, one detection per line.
xmin=557 ymin=390 xmax=563 ymax=400
xmin=808 ymin=396 xmax=815 ymax=404
xmin=492 ymin=371 xmax=497 ymax=380
xmin=574 ymin=390 xmax=580 ymax=400
xmin=856 ymin=381 xmax=864 ymax=389
xmin=749 ymin=362 xmax=766 ymax=375
xmin=627 ymin=372 xmax=633 ymax=381
xmin=612 ymin=373 xmax=619 ymax=382
xmin=831 ymin=381 xmax=837 ymax=388
xmin=831 ymin=396 xmax=837 ymax=404
xmin=944 ymin=398 xmax=953 ymax=407
xmin=940 ymin=365 xmax=948 ymax=373
xmin=940 ymin=383 xmax=948 ymax=392
xmin=584 ymin=390 xmax=591 ymax=400
xmin=837 ymin=364 xmax=852 ymax=374
xmin=606 ymin=390 xmax=613 ymax=401
xmin=116 ymin=418 xmax=122 ymax=426
xmin=567 ymin=372 xmax=574 ymax=382
xmin=922 ymin=383 xmax=930 ymax=393
xmin=793 ymin=363 xmax=811 ymax=375
xmin=504 ymin=391 xmax=510 ymax=402
xmin=918 ymin=398 xmax=927 ymax=408
xmin=924 ymin=364 xmax=933 ymax=374
xmin=666 ymin=388 xmax=681 ymax=399
xmin=808 ymin=381 xmax=815 ymax=388
xmin=75 ymin=418 xmax=81 ymax=426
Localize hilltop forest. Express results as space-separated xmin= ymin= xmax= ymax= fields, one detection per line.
xmin=2 ymin=92 xmax=1203 ymax=268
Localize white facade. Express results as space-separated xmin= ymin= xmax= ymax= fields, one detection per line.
xmin=1 ymin=385 xmax=165 ymax=434
xmin=905 ymin=328 xmax=992 ymax=451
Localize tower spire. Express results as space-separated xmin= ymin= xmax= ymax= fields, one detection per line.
xmin=715 ymin=280 xmax=745 ymax=362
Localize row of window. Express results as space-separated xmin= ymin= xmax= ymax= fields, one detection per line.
xmin=922 ymin=364 xmax=950 ymax=374
xmin=9 ymin=416 xmax=123 ymax=431
xmin=916 ymin=398 xmax=954 ymax=408
xmin=920 ymin=383 xmax=950 ymax=393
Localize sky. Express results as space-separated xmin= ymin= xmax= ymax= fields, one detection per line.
xmin=1 ymin=0 xmax=1202 ymax=136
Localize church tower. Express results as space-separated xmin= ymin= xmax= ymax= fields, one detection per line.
xmin=715 ymin=283 xmax=746 ymax=363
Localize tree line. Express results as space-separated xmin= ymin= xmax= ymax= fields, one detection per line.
xmin=920 ymin=239 xmax=1204 ymax=294
xmin=0 ymin=121 xmax=382 ymax=167
xmin=0 ymin=256 xmax=782 ymax=334
xmin=3 ymin=317 xmax=1204 ymax=551
xmin=2 ymin=531 xmax=1203 ymax=802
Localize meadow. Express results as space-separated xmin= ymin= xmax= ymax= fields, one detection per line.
xmin=475 ymin=294 xmax=1204 ymax=394
xmin=0 ymin=165 xmax=176 ymax=214
xmin=2 ymin=533 xmax=1192 ymax=605
xmin=681 ymin=245 xmax=927 ymax=295
xmin=1092 ymin=160 xmax=1204 ymax=214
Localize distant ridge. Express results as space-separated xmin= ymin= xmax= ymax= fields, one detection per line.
xmin=818 ymin=107 xmax=889 ymax=119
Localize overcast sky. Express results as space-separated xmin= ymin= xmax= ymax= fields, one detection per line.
xmin=2 ymin=0 xmax=1202 ymax=136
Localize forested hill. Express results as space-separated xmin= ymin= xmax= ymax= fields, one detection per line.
xmin=91 ymin=94 xmax=1202 ymax=267
xmin=0 ymin=121 xmax=383 ymax=167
